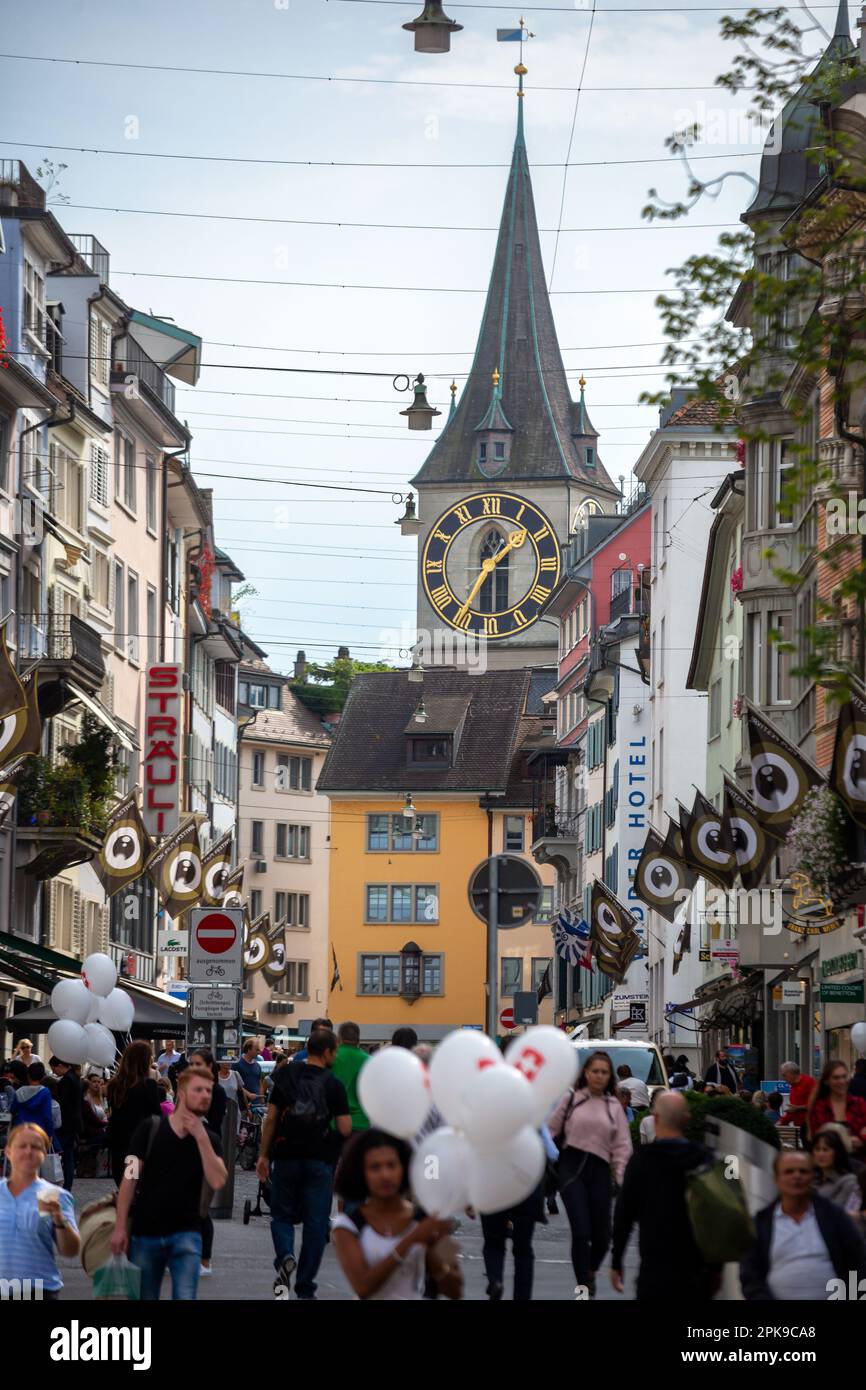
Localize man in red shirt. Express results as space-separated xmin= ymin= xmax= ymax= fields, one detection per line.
xmin=780 ymin=1061 xmax=815 ymax=1129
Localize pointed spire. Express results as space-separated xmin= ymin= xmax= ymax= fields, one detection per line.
xmin=448 ymin=380 xmax=458 ymax=420
xmin=411 ymin=95 xmax=618 ymax=495
xmin=834 ymin=0 xmax=850 ymax=39
xmin=574 ymin=375 xmax=598 ymax=439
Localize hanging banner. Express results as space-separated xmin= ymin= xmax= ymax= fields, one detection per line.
xmin=143 ymin=663 xmax=182 ymax=836
xmin=92 ymin=791 xmax=154 ymax=897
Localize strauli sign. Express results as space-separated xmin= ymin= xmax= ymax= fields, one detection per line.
xmin=143 ymin=663 xmax=182 ymax=837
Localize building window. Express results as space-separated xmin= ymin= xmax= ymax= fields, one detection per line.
xmin=126 ymin=571 xmax=139 ymax=663
xmin=250 ymin=889 xmax=262 ymax=920
xmin=90 ymin=313 xmax=110 ymax=386
xmin=113 ymin=560 xmax=125 ymax=653
xmin=92 ymin=549 xmax=111 ymax=610
xmin=275 ymin=824 xmax=311 ymax=859
xmin=23 ymin=259 xmax=45 ymax=342
xmin=366 ymin=813 xmax=438 ymax=852
xmin=504 ymin=816 xmax=524 ymax=852
xmin=769 ymin=612 xmax=792 ymax=704
xmin=251 ymin=821 xmax=264 ymax=856
xmin=661 ymin=495 xmax=668 ymax=564
xmin=422 ymin=955 xmax=442 ymax=994
xmin=408 ymin=737 xmax=451 ymax=766
xmin=360 ymin=953 xmax=440 ymax=995
xmin=215 ymin=661 xmax=236 ymax=714
xmin=146 ymin=585 xmax=157 ymax=666
xmin=501 ymin=957 xmax=523 ymax=995
xmin=365 ymin=884 xmax=439 ymax=923
xmin=146 ymin=453 xmax=158 ymax=532
xmin=479 ymin=442 xmax=488 ymax=464
xmin=479 ymin=528 xmax=508 ymax=613
xmin=658 ymin=616 xmax=665 ymax=686
xmin=535 ymin=887 xmax=554 ymax=921
xmin=585 ymin=446 xmax=594 ymax=466
xmin=531 ymin=957 xmax=550 ymax=994
xmin=772 ymin=439 xmax=795 ymax=528
xmin=298 ymin=894 xmax=309 ymax=927
xmin=494 ymin=441 xmax=505 ymax=460
xmin=252 ymin=750 xmax=265 ymax=787
xmin=709 ymin=677 xmax=722 ymax=739
xmin=748 ymin=611 xmax=763 ymax=703
xmin=276 ymin=754 xmax=312 ymax=791
xmin=49 ymin=442 xmax=84 ymax=533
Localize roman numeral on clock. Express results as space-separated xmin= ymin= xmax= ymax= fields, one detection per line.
xmin=433 ymin=529 xmax=451 ymax=543
xmin=429 ymin=585 xmax=450 ymax=607
xmin=529 ymin=585 xmax=551 ymax=604
xmin=533 ymin=525 xmax=550 ymax=542
xmin=512 ymin=609 xmax=528 ymax=628
xmin=539 ymin=558 xmax=557 ymax=571
xmin=454 ymin=609 xmax=473 ymax=630
xmin=483 ymin=616 xmax=499 ymax=636
xmin=454 ymin=505 xmax=473 ymax=525
xmin=481 ymin=496 xmax=501 ymax=515
xmin=425 ymin=560 xmax=444 ymax=573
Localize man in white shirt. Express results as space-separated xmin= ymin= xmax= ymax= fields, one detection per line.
xmin=615 ymin=1064 xmax=651 ymax=1112
xmin=741 ymin=1150 xmax=866 ymax=1300
xmin=156 ymin=1039 xmax=179 ymax=1079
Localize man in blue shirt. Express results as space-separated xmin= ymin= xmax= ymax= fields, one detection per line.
xmin=290 ymin=1018 xmax=333 ymax=1067
xmin=232 ymin=1039 xmax=264 ymax=1103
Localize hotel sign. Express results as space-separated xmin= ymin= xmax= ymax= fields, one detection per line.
xmin=143 ymin=663 xmax=182 ymax=837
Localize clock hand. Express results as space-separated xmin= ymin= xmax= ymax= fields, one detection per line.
xmin=454 ymin=528 xmax=528 ymax=620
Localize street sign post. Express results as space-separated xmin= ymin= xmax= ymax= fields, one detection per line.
xmin=190 ymin=987 xmax=243 ymax=1020
xmin=499 ymin=1007 xmax=515 ymax=1030
xmin=187 ymin=907 xmax=244 ymax=985
xmin=467 ymin=855 xmax=542 ymax=1038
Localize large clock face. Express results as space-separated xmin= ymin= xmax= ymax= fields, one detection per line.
xmin=421 ymin=492 xmax=561 ymax=639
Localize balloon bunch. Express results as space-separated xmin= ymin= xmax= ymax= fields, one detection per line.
xmin=47 ymin=953 xmax=135 ymax=1069
xmin=358 ymin=1026 xmax=578 ymax=1217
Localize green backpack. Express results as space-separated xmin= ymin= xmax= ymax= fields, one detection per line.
xmin=685 ymin=1160 xmax=756 ymax=1264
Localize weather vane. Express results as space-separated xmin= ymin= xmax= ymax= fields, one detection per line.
xmin=496 ymin=17 xmax=535 ymax=92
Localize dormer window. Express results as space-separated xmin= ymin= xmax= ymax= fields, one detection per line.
xmin=585 ymin=447 xmax=595 ymax=466
xmin=494 ymin=441 xmax=505 ymax=460
xmin=479 ymin=442 xmax=488 ymax=463
xmin=408 ymin=736 xmax=451 ymax=766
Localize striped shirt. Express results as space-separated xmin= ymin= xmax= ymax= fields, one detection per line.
xmin=0 ymin=1178 xmax=78 ymax=1292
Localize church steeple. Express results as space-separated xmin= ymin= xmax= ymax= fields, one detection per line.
xmin=411 ymin=80 xmax=618 ymax=496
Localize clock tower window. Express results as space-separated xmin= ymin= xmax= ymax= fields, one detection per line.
xmin=478 ymin=528 xmax=509 ymax=613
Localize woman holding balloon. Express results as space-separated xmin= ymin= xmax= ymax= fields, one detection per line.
xmin=548 ymin=1049 xmax=632 ymax=1298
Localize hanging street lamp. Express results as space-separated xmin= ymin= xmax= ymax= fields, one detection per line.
xmin=402 ymin=1 xmax=463 ymax=53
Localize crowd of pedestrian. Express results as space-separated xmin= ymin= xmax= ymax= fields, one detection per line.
xmin=3 ymin=1028 xmax=866 ymax=1303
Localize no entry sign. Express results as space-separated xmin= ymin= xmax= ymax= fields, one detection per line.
xmin=499 ymin=1007 xmax=516 ymax=1030
xmin=187 ymin=907 xmax=243 ymax=985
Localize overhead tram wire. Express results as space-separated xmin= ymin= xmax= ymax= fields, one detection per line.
xmin=549 ymin=0 xmax=597 ymax=291
xmin=0 ymin=138 xmax=763 ymax=172
xmin=60 ymin=200 xmax=738 ymax=236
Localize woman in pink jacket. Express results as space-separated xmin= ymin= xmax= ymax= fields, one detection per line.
xmin=549 ymin=1050 xmax=633 ymax=1297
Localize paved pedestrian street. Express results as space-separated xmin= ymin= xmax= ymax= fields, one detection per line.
xmin=59 ymin=1172 xmax=638 ymax=1302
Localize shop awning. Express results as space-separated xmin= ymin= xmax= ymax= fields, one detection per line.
xmin=64 ymin=680 xmax=136 ymax=752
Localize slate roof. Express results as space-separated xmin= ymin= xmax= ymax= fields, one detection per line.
xmin=666 ymin=396 xmax=725 ymax=428
xmin=411 ymin=104 xmax=618 ymax=495
xmin=746 ymin=0 xmax=854 ymax=221
xmin=244 ymin=680 xmax=331 ymax=748
xmin=318 ymin=668 xmax=531 ymax=793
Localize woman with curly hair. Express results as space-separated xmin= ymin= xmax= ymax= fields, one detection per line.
xmin=331 ymin=1129 xmax=461 ymax=1301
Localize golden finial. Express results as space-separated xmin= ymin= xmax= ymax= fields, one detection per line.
xmin=515 ymin=62 xmax=527 ymax=77
xmin=492 ymin=366 xmax=501 ymax=387
xmin=578 ymin=374 xmax=587 ymax=390
xmin=450 ymin=380 xmax=457 ymax=396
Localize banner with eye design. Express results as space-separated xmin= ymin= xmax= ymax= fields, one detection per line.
xmin=146 ymin=815 xmax=204 ymax=920
xmin=201 ymin=833 xmax=235 ymax=906
xmin=723 ymin=775 xmax=779 ymax=891
xmin=244 ymin=911 xmax=271 ymax=975
xmin=634 ymin=826 xmax=693 ymax=924
xmin=747 ymin=706 xmax=822 ymax=839
xmin=590 ymin=880 xmax=643 ymax=982
xmin=678 ymin=789 xmax=737 ymax=890
xmin=262 ymin=917 xmax=288 ymax=986
xmin=829 ymin=694 xmax=866 ymax=832
xmin=92 ymin=791 xmax=154 ymax=896
xmin=221 ymin=862 xmax=245 ymax=909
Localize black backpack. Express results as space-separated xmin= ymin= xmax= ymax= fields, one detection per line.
xmin=274 ymin=1068 xmax=331 ymax=1154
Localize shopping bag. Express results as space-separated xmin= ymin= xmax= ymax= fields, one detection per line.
xmin=40 ymin=1145 xmax=63 ymax=1184
xmin=686 ymin=1161 xmax=756 ymax=1264
xmin=92 ymin=1253 xmax=141 ymax=1301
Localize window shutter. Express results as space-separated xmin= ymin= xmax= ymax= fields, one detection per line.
xmin=72 ymin=890 xmax=85 ymax=958
xmin=47 ymin=880 xmax=58 ymax=948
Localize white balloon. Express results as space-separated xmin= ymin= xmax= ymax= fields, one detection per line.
xmin=459 ymin=1064 xmax=535 ymax=1151
xmin=504 ymin=1026 xmax=579 ymax=1125
xmin=97 ymin=988 xmax=135 ymax=1033
xmin=50 ymin=978 xmax=92 ymax=1026
xmin=82 ymin=953 xmax=117 ymax=997
xmin=468 ymin=1126 xmax=546 ymax=1215
xmin=357 ymin=1046 xmax=432 ymax=1139
xmin=46 ymin=1019 xmax=89 ymax=1066
xmin=429 ymin=1029 xmax=502 ymax=1126
xmin=86 ymin=995 xmax=103 ymax=1023
xmin=852 ymin=1021 xmax=866 ymax=1055
xmin=410 ymin=1126 xmax=473 ymax=1217
xmin=84 ymin=1022 xmax=118 ymax=1069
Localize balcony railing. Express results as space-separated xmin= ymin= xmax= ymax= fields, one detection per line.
xmin=532 ymin=809 xmax=582 ymax=843
xmin=114 ymin=334 xmax=176 ymax=415
xmin=18 ymin=613 xmax=106 ymax=695
xmin=69 ymin=235 xmax=110 ymax=284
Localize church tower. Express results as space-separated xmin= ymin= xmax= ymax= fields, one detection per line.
xmin=409 ymin=67 xmax=621 ymax=669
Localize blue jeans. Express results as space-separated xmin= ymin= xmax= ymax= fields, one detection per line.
xmin=269 ymin=1158 xmax=333 ymax=1298
xmin=130 ymin=1230 xmax=203 ymax=1301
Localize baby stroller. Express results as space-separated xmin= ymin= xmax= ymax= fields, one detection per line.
xmin=242 ymin=1175 xmax=272 ymax=1224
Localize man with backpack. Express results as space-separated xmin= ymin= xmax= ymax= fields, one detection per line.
xmin=257 ymin=1028 xmax=351 ymax=1299
xmin=609 ymin=1091 xmax=722 ymax=1300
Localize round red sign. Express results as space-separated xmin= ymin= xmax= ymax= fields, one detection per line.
xmin=195 ymin=911 xmax=238 ymax=956
xmin=499 ymin=1007 xmax=516 ymax=1030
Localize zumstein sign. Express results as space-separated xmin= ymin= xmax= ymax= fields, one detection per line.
xmin=143 ymin=663 xmax=182 ymax=837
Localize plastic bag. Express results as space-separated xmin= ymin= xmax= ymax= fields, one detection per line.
xmin=92 ymin=1253 xmax=141 ymax=1301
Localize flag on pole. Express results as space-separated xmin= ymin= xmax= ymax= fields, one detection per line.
xmin=0 ymin=664 xmax=42 ymax=765
xmin=723 ymin=775 xmax=777 ymax=890
xmin=0 ymin=756 xmax=28 ymax=832
xmin=0 ymin=621 xmax=27 ymax=756
xmin=221 ymin=862 xmax=245 ymax=909
xmin=262 ymin=917 xmax=288 ymax=986
xmin=553 ymin=907 xmax=593 ymax=969
xmin=201 ymin=833 xmax=234 ymax=906
xmin=634 ymin=825 xmax=691 ymax=923
xmin=678 ymin=789 xmax=737 ymax=889
xmin=747 ymin=705 xmax=822 ymax=839
xmin=829 ymin=693 xmax=866 ymax=831
xmin=590 ymin=880 xmax=642 ymax=982
xmin=330 ymin=946 xmax=343 ymax=993
xmin=146 ymin=816 xmax=204 ymax=920
xmin=497 ymin=28 xmax=523 ymax=40
xmin=244 ymin=914 xmax=269 ymax=974
xmin=92 ymin=791 xmax=154 ymax=897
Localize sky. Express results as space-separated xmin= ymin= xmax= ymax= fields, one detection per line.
xmin=0 ymin=0 xmax=848 ymax=673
